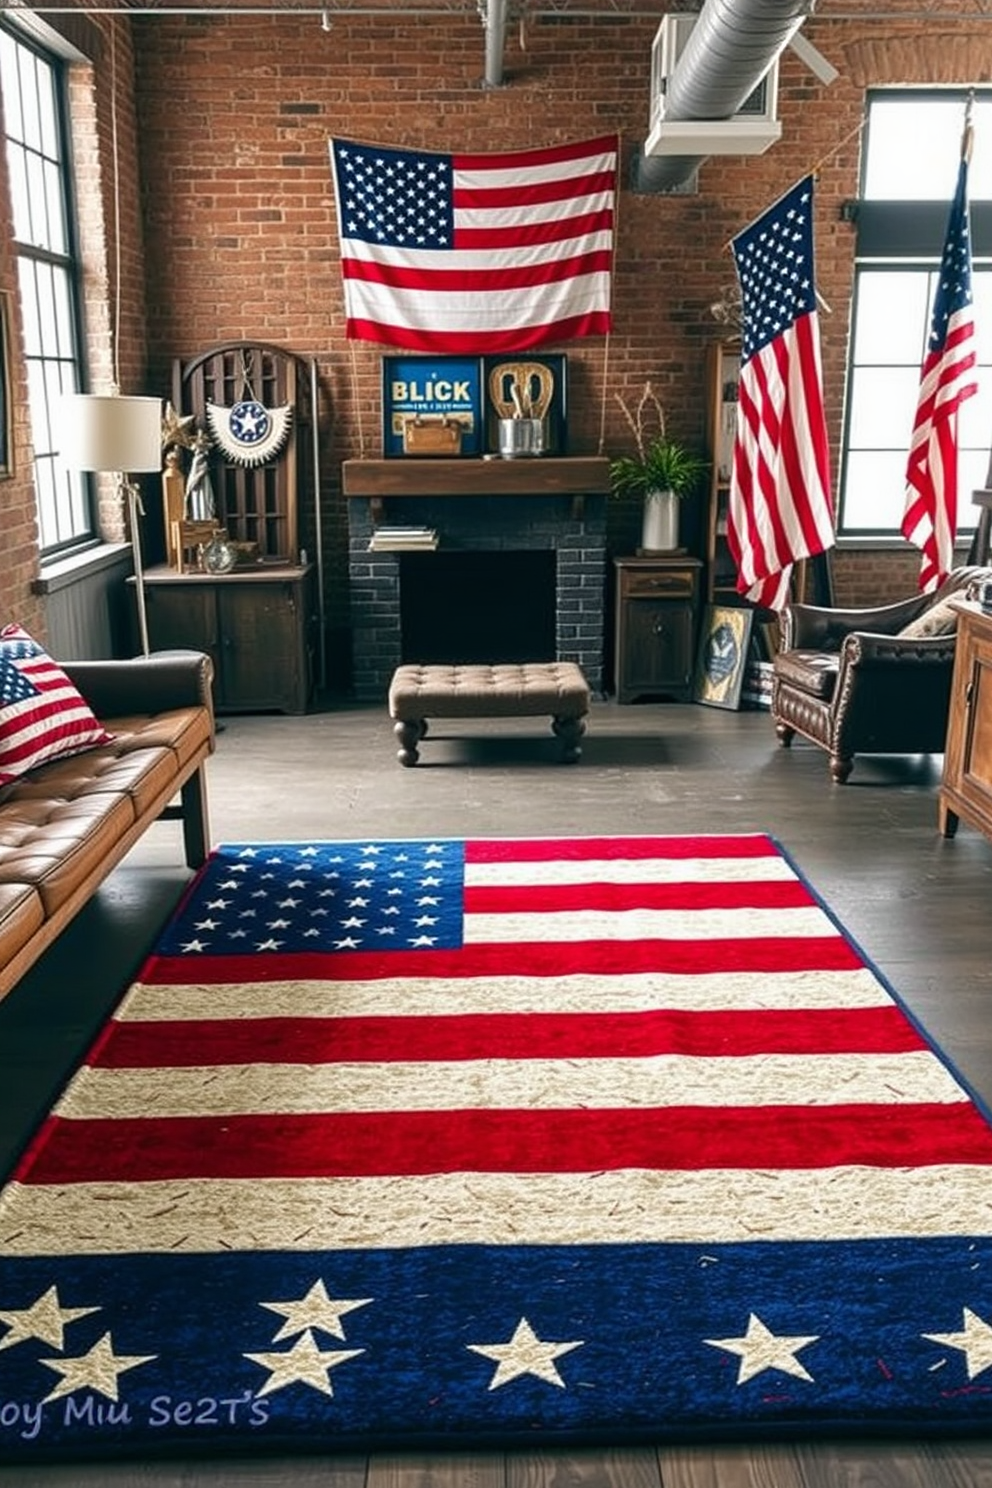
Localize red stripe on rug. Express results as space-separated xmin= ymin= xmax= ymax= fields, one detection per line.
xmin=18 ymin=1102 xmax=992 ymax=1184
xmin=138 ymin=936 xmax=861 ymax=985
xmin=92 ymin=1006 xmax=928 ymax=1069
xmin=463 ymin=880 xmax=815 ymax=912
xmin=464 ymin=835 xmax=779 ymax=862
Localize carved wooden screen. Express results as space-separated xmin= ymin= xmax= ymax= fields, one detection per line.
xmin=172 ymin=341 xmax=312 ymax=563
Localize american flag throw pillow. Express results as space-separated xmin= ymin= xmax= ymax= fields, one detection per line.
xmin=0 ymin=625 xmax=113 ymax=786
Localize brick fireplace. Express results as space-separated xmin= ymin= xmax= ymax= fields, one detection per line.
xmin=343 ymin=458 xmax=610 ymax=702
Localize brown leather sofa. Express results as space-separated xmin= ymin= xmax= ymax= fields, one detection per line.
xmin=0 ymin=650 xmax=215 ymax=1002
xmin=771 ymin=566 xmax=992 ymax=783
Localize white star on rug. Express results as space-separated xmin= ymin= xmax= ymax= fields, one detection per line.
xmin=705 ymin=1312 xmax=819 ymax=1384
xmin=259 ymin=1280 xmax=373 ymax=1343
xmin=0 ymin=1286 xmax=99 ymax=1351
xmin=923 ymin=1307 xmax=992 ymax=1379
xmin=38 ymin=1332 xmax=156 ymax=1403
xmin=467 ymin=1317 xmax=583 ymax=1390
xmin=245 ymin=1329 xmax=363 ymax=1397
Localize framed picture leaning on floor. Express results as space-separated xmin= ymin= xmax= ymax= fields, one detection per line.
xmin=693 ymin=603 xmax=753 ymax=710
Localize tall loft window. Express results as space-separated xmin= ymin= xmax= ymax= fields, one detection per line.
xmin=0 ymin=22 xmax=93 ymax=556
xmin=839 ymin=89 xmax=992 ymax=540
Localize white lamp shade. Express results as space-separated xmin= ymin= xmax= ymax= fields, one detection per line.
xmin=59 ymin=393 xmax=162 ymax=473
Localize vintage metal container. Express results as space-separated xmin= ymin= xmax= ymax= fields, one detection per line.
xmin=497 ymin=417 xmax=545 ymax=458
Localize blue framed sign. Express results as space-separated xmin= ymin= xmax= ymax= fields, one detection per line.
xmin=382 ymin=356 xmax=483 ymax=457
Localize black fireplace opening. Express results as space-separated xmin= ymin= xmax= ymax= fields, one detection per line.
xmin=399 ymin=550 xmax=557 ymax=666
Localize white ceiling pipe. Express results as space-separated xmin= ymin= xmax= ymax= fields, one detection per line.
xmin=483 ymin=0 xmax=508 ymax=87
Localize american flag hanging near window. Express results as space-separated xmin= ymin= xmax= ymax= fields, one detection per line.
xmin=728 ymin=175 xmax=835 ymax=612
xmin=901 ymin=154 xmax=978 ymax=593
xmin=329 ymin=136 xmax=617 ymax=353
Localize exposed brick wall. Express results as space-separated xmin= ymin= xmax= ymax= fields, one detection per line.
xmin=126 ymin=8 xmax=891 ymax=684
xmin=2 ymin=8 xmax=989 ymax=666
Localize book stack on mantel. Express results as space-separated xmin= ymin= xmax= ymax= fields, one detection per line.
xmin=368 ymin=525 xmax=439 ymax=553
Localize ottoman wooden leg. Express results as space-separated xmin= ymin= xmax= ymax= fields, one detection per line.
xmin=395 ymin=718 xmax=424 ymax=767
xmin=552 ymin=714 xmax=585 ymax=763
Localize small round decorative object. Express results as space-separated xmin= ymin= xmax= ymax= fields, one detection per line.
xmin=201 ymin=533 xmax=237 ymax=575
xmin=228 ymin=399 xmax=271 ymax=449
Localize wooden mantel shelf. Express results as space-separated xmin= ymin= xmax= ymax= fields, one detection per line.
xmin=342 ymin=456 xmax=611 ymax=500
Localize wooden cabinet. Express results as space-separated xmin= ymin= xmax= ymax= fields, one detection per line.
xmin=614 ymin=556 xmax=702 ymax=703
xmin=940 ymin=600 xmax=992 ymax=842
xmin=140 ymin=564 xmax=318 ymax=715
xmin=704 ymin=340 xmax=741 ymax=605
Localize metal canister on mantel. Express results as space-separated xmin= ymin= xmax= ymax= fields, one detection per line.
xmin=497 ymin=417 xmax=545 ymax=458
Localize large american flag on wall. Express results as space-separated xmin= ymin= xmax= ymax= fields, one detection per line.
xmin=329 ymin=136 xmax=616 ymax=352
xmin=728 ymin=176 xmax=835 ymax=611
xmin=3 ymin=834 xmax=992 ymax=1461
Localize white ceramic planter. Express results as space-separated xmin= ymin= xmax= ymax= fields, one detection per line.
xmin=641 ymin=489 xmax=679 ymax=552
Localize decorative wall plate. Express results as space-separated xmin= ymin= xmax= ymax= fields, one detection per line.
xmin=206 ymin=399 xmax=292 ymax=467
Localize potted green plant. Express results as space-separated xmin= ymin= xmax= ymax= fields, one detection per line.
xmin=610 ymin=383 xmax=709 ymax=552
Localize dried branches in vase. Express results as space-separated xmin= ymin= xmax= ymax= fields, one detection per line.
xmin=609 ymin=382 xmax=708 ymax=502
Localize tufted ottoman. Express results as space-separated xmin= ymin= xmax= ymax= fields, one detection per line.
xmin=388 ymin=662 xmax=590 ymax=766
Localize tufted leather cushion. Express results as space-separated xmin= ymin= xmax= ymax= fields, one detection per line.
xmin=0 ymin=706 xmax=214 ymax=917
xmin=0 ymin=789 xmax=136 ymax=914
xmin=102 ymin=708 xmax=214 ymax=771
xmin=0 ymin=649 xmax=216 ymax=1004
xmin=389 ymin=662 xmax=591 ymax=720
xmin=772 ymin=649 xmax=840 ymax=702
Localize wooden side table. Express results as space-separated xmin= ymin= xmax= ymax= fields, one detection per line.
xmin=939 ymin=599 xmax=992 ymax=841
xmin=614 ymin=555 xmax=702 ymax=703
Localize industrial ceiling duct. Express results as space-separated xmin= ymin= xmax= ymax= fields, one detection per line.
xmin=634 ymin=0 xmax=812 ymax=194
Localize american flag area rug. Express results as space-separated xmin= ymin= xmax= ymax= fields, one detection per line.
xmin=3 ymin=833 xmax=992 ymax=1463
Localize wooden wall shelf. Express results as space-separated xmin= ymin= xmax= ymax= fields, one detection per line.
xmin=342 ymin=456 xmax=610 ymax=497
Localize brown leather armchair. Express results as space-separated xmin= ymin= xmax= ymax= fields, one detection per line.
xmin=771 ymin=566 xmax=992 ymax=783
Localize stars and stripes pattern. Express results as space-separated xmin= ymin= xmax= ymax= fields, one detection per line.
xmin=2 ymin=833 xmax=992 ymax=1460
xmin=0 ymin=625 xmax=112 ymax=786
xmin=728 ymin=176 xmax=835 ymax=612
xmin=902 ymin=155 xmax=978 ymax=593
xmin=329 ymin=136 xmax=616 ymax=353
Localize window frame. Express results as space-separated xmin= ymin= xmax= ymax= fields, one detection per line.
xmin=0 ymin=17 xmax=96 ymax=560
xmin=837 ymin=87 xmax=992 ymax=544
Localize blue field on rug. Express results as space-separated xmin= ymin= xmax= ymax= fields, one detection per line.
xmin=2 ymin=833 xmax=992 ymax=1462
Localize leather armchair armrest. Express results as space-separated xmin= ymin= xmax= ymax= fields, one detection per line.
xmin=781 ymin=594 xmax=931 ymax=650
xmin=62 ymin=650 xmax=215 ymax=720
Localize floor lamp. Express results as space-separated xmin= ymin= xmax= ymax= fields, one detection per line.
xmin=59 ymin=393 xmax=163 ymax=656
